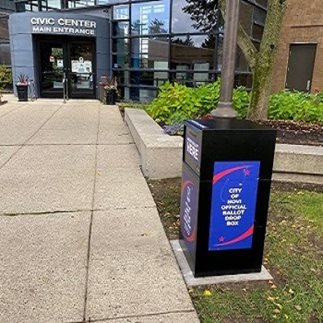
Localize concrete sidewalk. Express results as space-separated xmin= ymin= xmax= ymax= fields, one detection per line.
xmin=0 ymin=96 xmax=199 ymax=323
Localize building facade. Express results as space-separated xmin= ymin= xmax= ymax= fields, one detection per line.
xmin=0 ymin=0 xmax=15 ymax=65
xmin=8 ymin=0 xmax=267 ymax=100
xmin=272 ymin=0 xmax=323 ymax=93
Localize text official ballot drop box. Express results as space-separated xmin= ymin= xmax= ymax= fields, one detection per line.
xmin=179 ymin=119 xmax=276 ymax=277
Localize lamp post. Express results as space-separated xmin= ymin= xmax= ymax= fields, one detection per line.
xmin=211 ymin=0 xmax=240 ymax=118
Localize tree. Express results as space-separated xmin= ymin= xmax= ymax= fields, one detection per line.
xmin=183 ymin=0 xmax=287 ymax=120
xmin=148 ymin=18 xmax=168 ymax=34
xmin=172 ymin=36 xmax=195 ymax=47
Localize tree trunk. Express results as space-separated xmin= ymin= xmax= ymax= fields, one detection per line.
xmin=247 ymin=0 xmax=287 ymax=120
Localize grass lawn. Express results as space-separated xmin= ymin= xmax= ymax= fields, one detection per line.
xmin=148 ymin=180 xmax=323 ymax=323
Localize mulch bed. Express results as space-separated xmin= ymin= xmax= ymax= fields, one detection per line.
xmin=258 ymin=120 xmax=322 ymax=146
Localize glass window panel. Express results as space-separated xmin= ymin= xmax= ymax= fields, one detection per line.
xmin=253 ymin=7 xmax=266 ymax=25
xmin=252 ymin=24 xmax=264 ymax=41
xmin=77 ymin=0 xmax=95 ymax=7
xmin=172 ymin=0 xmax=220 ymax=33
xmin=252 ymin=40 xmax=260 ymax=51
xmin=112 ymin=38 xmax=129 ymax=55
xmin=170 ymin=35 xmax=216 ymax=71
xmin=0 ymin=43 xmax=11 ymax=65
xmin=239 ymin=1 xmax=253 ymax=35
xmin=235 ymin=74 xmax=253 ymax=88
xmin=217 ymin=34 xmax=223 ymax=70
xmin=255 ymin=0 xmax=268 ymax=8
xmin=131 ymin=0 xmax=170 ymax=36
xmin=138 ymin=88 xmax=157 ymax=102
xmin=112 ymin=53 xmax=129 ymax=69
xmin=236 ymin=48 xmax=250 ymax=72
xmin=131 ymin=37 xmax=169 ymax=69
xmin=47 ymin=0 xmax=61 ymax=9
xmin=112 ymin=38 xmax=129 ymax=69
xmin=0 ymin=17 xmax=9 ymax=39
xmin=124 ymin=86 xmax=130 ymax=100
xmin=128 ymin=87 xmax=157 ymax=103
xmin=130 ymin=87 xmax=139 ymax=101
xmin=131 ymin=71 xmax=166 ymax=87
xmin=112 ymin=22 xmax=129 ymax=37
xmin=113 ymin=5 xmax=129 ymax=20
xmin=113 ymin=70 xmax=129 ymax=86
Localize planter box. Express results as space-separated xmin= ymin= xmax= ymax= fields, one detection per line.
xmin=104 ymin=90 xmax=117 ymax=105
xmin=125 ymin=108 xmax=323 ymax=185
xmin=16 ymin=85 xmax=28 ymax=102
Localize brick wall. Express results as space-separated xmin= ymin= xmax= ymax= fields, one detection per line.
xmin=272 ymin=0 xmax=323 ymax=93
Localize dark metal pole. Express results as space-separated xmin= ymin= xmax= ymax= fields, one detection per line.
xmin=212 ymin=0 xmax=240 ymax=118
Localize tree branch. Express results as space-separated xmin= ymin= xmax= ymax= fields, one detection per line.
xmin=219 ymin=0 xmax=258 ymax=71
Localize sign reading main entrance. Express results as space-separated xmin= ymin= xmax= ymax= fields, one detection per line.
xmin=31 ymin=17 xmax=97 ymax=36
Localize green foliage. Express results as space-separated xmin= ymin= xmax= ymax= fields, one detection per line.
xmin=233 ymin=86 xmax=250 ymax=119
xmin=0 ymin=65 xmax=12 ymax=90
xmin=147 ymin=82 xmax=323 ymax=125
xmin=146 ymin=81 xmax=249 ymax=124
xmin=269 ymin=90 xmax=323 ymax=122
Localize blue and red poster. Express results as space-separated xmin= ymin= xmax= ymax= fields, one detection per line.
xmin=208 ymin=161 xmax=260 ymax=251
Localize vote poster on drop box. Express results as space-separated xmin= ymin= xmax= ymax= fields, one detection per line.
xmin=208 ymin=161 xmax=260 ymax=251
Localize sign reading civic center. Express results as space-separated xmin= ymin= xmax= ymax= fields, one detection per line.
xmin=208 ymin=161 xmax=260 ymax=251
xmin=30 ymin=17 xmax=97 ymax=36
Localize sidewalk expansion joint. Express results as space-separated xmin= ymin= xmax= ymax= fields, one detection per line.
xmin=0 ymin=103 xmax=65 ymax=171
xmin=0 ymin=143 xmax=136 ymax=147
xmin=83 ymin=105 xmax=101 ymax=321
xmin=0 ymin=209 xmax=92 ymax=217
xmin=84 ymin=309 xmax=197 ymax=322
xmin=0 ymin=106 xmax=22 ymax=120
xmin=0 ymin=205 xmax=157 ymax=217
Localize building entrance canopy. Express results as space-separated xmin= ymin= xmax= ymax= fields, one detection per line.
xmin=9 ymin=11 xmax=110 ymax=99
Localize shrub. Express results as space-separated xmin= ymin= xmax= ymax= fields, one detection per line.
xmin=146 ymin=80 xmax=249 ymax=124
xmin=0 ymin=65 xmax=12 ymax=90
xmin=147 ymin=82 xmax=323 ymax=126
xmin=269 ymin=90 xmax=323 ymax=122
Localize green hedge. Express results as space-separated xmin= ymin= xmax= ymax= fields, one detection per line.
xmin=269 ymin=90 xmax=323 ymax=122
xmin=146 ymin=81 xmax=249 ymax=124
xmin=146 ymin=81 xmax=323 ymax=124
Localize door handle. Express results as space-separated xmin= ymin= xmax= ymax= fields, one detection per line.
xmin=306 ymin=80 xmax=311 ymax=91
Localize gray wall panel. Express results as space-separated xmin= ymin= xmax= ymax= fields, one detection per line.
xmin=10 ymin=11 xmax=111 ymax=99
xmin=11 ymin=35 xmax=34 ymax=52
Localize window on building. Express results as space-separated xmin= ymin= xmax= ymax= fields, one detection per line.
xmin=113 ymin=5 xmax=129 ymax=20
xmin=131 ymin=36 xmax=169 ymax=69
xmin=0 ymin=42 xmax=11 ymax=65
xmin=170 ymin=35 xmax=218 ymax=85
xmin=131 ymin=0 xmax=170 ymax=36
xmin=172 ymin=0 xmax=220 ymax=34
xmin=111 ymin=0 xmax=266 ymax=101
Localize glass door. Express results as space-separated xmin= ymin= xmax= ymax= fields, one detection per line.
xmin=68 ymin=40 xmax=95 ymax=99
xmin=38 ymin=37 xmax=96 ymax=99
xmin=39 ymin=41 xmax=65 ymax=98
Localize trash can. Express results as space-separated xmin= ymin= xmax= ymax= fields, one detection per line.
xmin=179 ymin=119 xmax=276 ymax=277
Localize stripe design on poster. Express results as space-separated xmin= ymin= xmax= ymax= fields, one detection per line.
xmin=208 ymin=161 xmax=260 ymax=251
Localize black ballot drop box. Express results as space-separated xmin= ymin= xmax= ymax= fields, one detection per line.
xmin=179 ymin=119 xmax=277 ymax=277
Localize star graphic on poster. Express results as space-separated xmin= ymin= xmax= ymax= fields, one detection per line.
xmin=219 ymin=236 xmax=225 ymax=242
xmin=244 ymin=168 xmax=251 ymax=176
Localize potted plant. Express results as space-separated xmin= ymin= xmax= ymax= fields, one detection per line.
xmin=16 ymin=73 xmax=29 ymax=102
xmin=104 ymin=77 xmax=118 ymax=105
